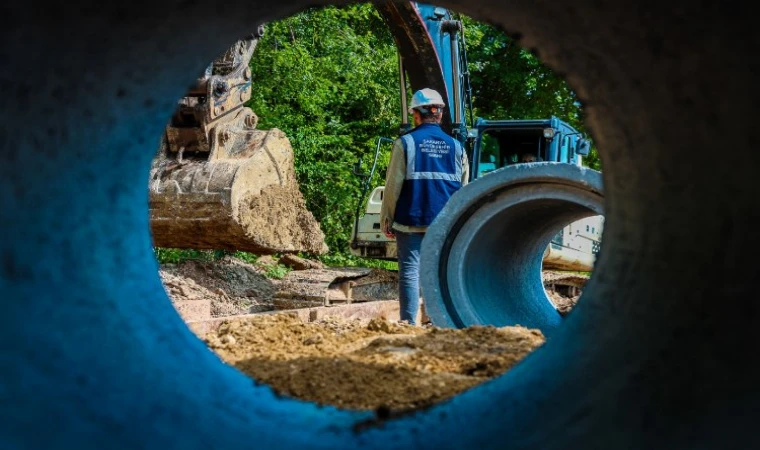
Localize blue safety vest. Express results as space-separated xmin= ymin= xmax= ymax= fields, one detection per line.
xmin=394 ymin=123 xmax=464 ymax=227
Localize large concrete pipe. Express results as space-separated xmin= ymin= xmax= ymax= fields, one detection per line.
xmin=420 ymin=163 xmax=603 ymax=334
xmin=0 ymin=0 xmax=756 ymax=449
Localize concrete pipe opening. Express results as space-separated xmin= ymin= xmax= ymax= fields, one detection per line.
xmin=421 ymin=164 xmax=603 ymax=333
xmin=1 ymin=0 xmax=756 ymax=449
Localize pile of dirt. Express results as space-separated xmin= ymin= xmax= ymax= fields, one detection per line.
xmin=546 ymin=290 xmax=579 ymax=316
xmin=542 ymin=271 xmax=588 ymax=316
xmin=161 ymin=257 xmax=277 ymax=316
xmin=205 ymin=313 xmax=545 ymax=412
xmin=240 ymin=183 xmax=329 ymax=255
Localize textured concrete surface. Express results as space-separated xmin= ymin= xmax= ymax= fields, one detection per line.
xmin=0 ymin=0 xmax=756 ymax=449
xmin=422 ymin=163 xmax=603 ymax=334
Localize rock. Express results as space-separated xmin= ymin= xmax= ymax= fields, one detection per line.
xmin=256 ymin=255 xmax=278 ymax=267
xmin=278 ymin=254 xmax=323 ymax=270
xmin=303 ymin=333 xmax=323 ymax=345
xmin=367 ymin=317 xmax=393 ymax=333
xmin=179 ymin=285 xmax=191 ymax=298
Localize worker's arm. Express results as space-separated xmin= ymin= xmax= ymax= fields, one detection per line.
xmin=380 ymin=139 xmax=406 ymax=239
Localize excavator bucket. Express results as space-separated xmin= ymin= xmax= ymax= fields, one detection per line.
xmin=149 ymin=31 xmax=327 ymax=255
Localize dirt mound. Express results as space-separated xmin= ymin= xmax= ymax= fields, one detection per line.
xmin=546 ymin=290 xmax=579 ymax=316
xmin=205 ymin=313 xmax=545 ymax=412
xmin=542 ymin=270 xmax=587 ymax=316
xmin=241 ymin=183 xmax=328 ymax=255
xmin=161 ymin=257 xmax=276 ymax=316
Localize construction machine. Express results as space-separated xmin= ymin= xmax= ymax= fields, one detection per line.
xmin=148 ymin=1 xmax=602 ymax=327
xmin=350 ymin=2 xmax=603 ymax=269
xmin=149 ymin=27 xmax=327 ymax=255
xmin=349 ymin=2 xmax=604 ymax=323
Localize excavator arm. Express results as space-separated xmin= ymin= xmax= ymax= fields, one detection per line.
xmin=149 ymin=26 xmax=328 ymax=255
xmin=374 ymin=2 xmax=453 ymax=132
xmin=375 ymin=1 xmax=470 ymax=139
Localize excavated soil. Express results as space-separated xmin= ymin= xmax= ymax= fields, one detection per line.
xmin=241 ymin=184 xmax=329 ymax=255
xmin=205 ymin=314 xmax=545 ymax=412
xmin=161 ymin=257 xmax=585 ymax=412
xmin=542 ymin=271 xmax=587 ymax=316
xmin=162 ymin=256 xmax=586 ymax=319
xmin=161 ymin=257 xmax=276 ymax=316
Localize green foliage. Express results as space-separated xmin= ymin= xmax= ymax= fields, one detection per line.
xmin=247 ymin=4 xmax=400 ymax=254
xmin=319 ymin=253 xmax=398 ymax=271
xmin=232 ymin=251 xmax=259 ymax=264
xmin=246 ymin=5 xmax=602 ymax=261
xmin=460 ymin=16 xmax=601 ymax=170
xmin=154 ymin=248 xmax=262 ymax=266
xmin=153 ymin=248 xmax=228 ymax=264
xmin=152 ymin=6 xmax=601 ymax=266
xmin=263 ymin=263 xmax=291 ymax=279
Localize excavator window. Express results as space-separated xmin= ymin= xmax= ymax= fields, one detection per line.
xmin=477 ymin=129 xmax=547 ymax=177
xmin=478 ymin=133 xmax=500 ymax=175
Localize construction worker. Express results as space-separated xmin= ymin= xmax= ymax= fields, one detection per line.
xmin=380 ymin=88 xmax=469 ymax=325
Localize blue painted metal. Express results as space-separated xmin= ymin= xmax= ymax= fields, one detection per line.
xmin=470 ymin=116 xmax=586 ymax=179
xmin=380 ymin=3 xmax=588 ymax=180
xmin=412 ymin=3 xmax=467 ymax=127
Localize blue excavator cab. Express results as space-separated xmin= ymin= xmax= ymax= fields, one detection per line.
xmin=471 ymin=117 xmax=591 ymax=179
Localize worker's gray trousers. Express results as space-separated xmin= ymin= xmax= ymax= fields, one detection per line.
xmin=396 ymin=230 xmax=424 ymax=325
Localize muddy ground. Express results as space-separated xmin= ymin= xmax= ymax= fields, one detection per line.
xmin=205 ymin=313 xmax=545 ymax=412
xmin=161 ymin=257 xmax=277 ymax=316
xmin=160 ymin=256 xmax=582 ymax=319
xmin=161 ymin=255 xmax=581 ymax=412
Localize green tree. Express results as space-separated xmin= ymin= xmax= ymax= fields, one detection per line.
xmin=246 ymin=5 xmax=401 ymax=254
xmin=244 ymin=5 xmax=600 ymax=259
xmin=460 ymin=16 xmax=601 ymax=170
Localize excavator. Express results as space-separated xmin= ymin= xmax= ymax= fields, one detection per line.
xmin=148 ymin=25 xmax=327 ymax=256
xmin=348 ymin=2 xmax=604 ymax=317
xmin=148 ymin=1 xmax=604 ymax=329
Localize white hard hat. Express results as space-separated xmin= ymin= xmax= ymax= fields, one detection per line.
xmin=409 ymin=88 xmax=445 ymax=112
